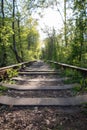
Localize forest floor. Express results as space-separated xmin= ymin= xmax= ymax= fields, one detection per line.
xmin=0 ymin=61 xmax=87 ymax=130
xmin=0 ymin=105 xmax=87 ymax=130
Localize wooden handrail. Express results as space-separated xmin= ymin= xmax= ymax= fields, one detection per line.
xmin=47 ymin=60 xmax=87 ymax=75
xmin=0 ymin=60 xmax=36 ymax=71
xmin=0 ymin=60 xmax=36 ymax=80
xmin=0 ymin=62 xmax=25 ymax=71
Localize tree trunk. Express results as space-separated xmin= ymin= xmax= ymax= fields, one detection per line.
xmin=18 ymin=18 xmax=24 ymax=61
xmin=12 ymin=0 xmax=22 ymax=63
xmin=1 ymin=0 xmax=7 ymax=66
xmin=64 ymin=0 xmax=67 ymax=46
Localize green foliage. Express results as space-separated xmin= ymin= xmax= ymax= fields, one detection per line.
xmin=72 ymin=85 xmax=81 ymax=95
xmin=16 ymin=17 xmax=41 ymax=61
xmin=80 ymin=78 xmax=87 ymax=88
xmin=72 ymin=81 xmax=87 ymax=96
xmin=0 ymin=0 xmax=41 ymax=66
xmin=41 ymin=0 xmax=87 ymax=69
xmin=0 ymin=86 xmax=8 ymax=91
xmin=0 ymin=86 xmax=8 ymax=95
xmin=59 ymin=68 xmax=87 ymax=91
xmin=72 ymin=85 xmax=81 ymax=92
xmin=7 ymin=68 xmax=18 ymax=79
xmin=0 ymin=0 xmax=87 ymax=70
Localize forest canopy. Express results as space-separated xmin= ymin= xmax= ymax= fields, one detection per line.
xmin=0 ymin=0 xmax=41 ymax=66
xmin=0 ymin=0 xmax=87 ymax=67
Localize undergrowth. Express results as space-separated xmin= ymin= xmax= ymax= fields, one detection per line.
xmin=7 ymin=68 xmax=18 ymax=79
xmin=0 ymin=68 xmax=18 ymax=85
xmin=0 ymin=86 xmax=8 ymax=95
xmin=48 ymin=62 xmax=87 ymax=93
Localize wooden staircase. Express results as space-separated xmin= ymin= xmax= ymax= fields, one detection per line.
xmin=0 ymin=61 xmax=87 ymax=106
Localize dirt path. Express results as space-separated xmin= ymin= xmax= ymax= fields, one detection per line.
xmin=0 ymin=61 xmax=87 ymax=130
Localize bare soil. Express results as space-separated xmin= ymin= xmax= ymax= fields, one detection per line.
xmin=3 ymin=89 xmax=74 ymax=98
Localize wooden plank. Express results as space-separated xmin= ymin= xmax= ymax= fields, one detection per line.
xmin=0 ymin=60 xmax=36 ymax=71
xmin=21 ymin=70 xmax=58 ymax=72
xmin=48 ymin=60 xmax=87 ymax=73
xmin=12 ymin=77 xmax=68 ymax=82
xmin=0 ymin=95 xmax=87 ymax=106
xmin=1 ymin=83 xmax=76 ymax=90
xmin=19 ymin=72 xmax=60 ymax=75
xmin=0 ymin=61 xmax=36 ymax=79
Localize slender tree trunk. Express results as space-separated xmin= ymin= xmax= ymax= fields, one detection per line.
xmin=64 ymin=0 xmax=67 ymax=46
xmin=79 ymin=19 xmax=84 ymax=62
xmin=1 ymin=0 xmax=7 ymax=66
xmin=12 ymin=0 xmax=22 ymax=62
xmin=18 ymin=18 xmax=24 ymax=61
xmin=2 ymin=0 xmax=4 ymax=26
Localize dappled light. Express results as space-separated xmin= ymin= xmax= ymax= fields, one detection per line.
xmin=0 ymin=0 xmax=87 ymax=67
xmin=0 ymin=0 xmax=87 ymax=130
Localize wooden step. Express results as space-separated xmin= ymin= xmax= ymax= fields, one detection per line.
xmin=1 ymin=83 xmax=75 ymax=90
xmin=12 ymin=77 xmax=68 ymax=82
xmin=0 ymin=95 xmax=87 ymax=106
xmin=21 ymin=70 xmax=59 ymax=72
xmin=18 ymin=72 xmax=60 ymax=75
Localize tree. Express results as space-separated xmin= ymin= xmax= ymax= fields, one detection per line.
xmin=11 ymin=0 xmax=22 ymax=62
xmin=64 ymin=0 xmax=67 ymax=46
xmin=72 ymin=0 xmax=87 ymax=63
xmin=0 ymin=0 xmax=7 ymax=66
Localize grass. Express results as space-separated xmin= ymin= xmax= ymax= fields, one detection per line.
xmin=71 ymin=84 xmax=81 ymax=95
xmin=71 ymin=83 xmax=87 ymax=96
xmin=48 ymin=62 xmax=87 ymax=93
xmin=59 ymin=68 xmax=83 ymax=85
xmin=63 ymin=77 xmax=81 ymax=84
xmin=80 ymin=103 xmax=87 ymax=115
xmin=0 ymin=85 xmax=8 ymax=95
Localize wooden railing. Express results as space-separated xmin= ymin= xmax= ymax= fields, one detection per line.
xmin=0 ymin=60 xmax=36 ymax=79
xmin=47 ymin=60 xmax=87 ymax=76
